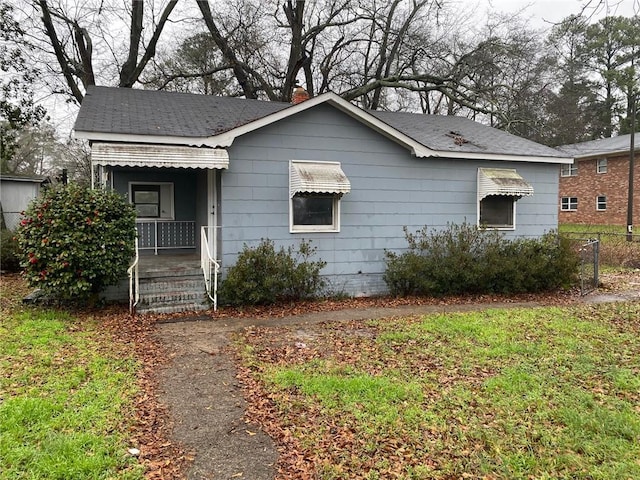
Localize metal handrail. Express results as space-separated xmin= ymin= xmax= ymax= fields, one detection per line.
xmin=201 ymin=227 xmax=220 ymax=311
xmin=127 ymin=237 xmax=140 ymax=314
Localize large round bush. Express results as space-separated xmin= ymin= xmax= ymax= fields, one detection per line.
xmin=16 ymin=184 xmax=136 ymax=303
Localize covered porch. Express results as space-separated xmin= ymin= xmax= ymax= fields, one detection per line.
xmin=91 ymin=142 xmax=227 ymax=313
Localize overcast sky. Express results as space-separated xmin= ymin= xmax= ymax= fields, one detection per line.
xmin=482 ymin=0 xmax=638 ymax=28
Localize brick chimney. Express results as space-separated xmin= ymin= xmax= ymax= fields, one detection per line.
xmin=291 ymin=85 xmax=310 ymax=104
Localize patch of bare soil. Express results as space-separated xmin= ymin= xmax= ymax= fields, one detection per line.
xmin=585 ymin=269 xmax=640 ymax=303
xmin=598 ymin=269 xmax=640 ymax=293
xmin=154 ymin=322 xmax=277 ymax=480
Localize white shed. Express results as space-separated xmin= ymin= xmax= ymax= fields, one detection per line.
xmin=0 ymin=175 xmax=46 ymax=230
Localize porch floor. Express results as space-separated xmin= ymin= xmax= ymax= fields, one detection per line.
xmin=137 ymin=253 xmax=200 ymax=275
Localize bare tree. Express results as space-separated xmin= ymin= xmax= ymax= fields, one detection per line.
xmin=13 ymin=0 xmax=638 ymax=148
xmin=27 ymin=0 xmax=178 ymax=103
xmin=196 ymin=0 xmax=260 ymax=99
xmin=277 ymin=0 xmax=357 ymax=100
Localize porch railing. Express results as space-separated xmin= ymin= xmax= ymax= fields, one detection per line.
xmin=127 ymin=237 xmax=140 ymax=314
xmin=136 ymin=220 xmax=196 ymax=255
xmin=201 ymin=226 xmax=221 ymax=311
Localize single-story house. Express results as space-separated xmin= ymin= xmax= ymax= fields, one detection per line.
xmin=557 ymin=134 xmax=640 ymax=226
xmin=73 ymin=86 xmax=571 ymax=310
xmin=0 ymin=174 xmax=47 ymax=231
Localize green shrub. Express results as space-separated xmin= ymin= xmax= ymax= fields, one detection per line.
xmin=384 ymin=223 xmax=579 ymax=297
xmin=0 ymin=229 xmax=21 ymax=272
xmin=15 ymin=183 xmax=136 ymax=304
xmin=220 ymin=239 xmax=326 ymax=306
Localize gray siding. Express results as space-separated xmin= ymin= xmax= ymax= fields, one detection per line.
xmin=219 ymin=104 xmax=559 ymax=296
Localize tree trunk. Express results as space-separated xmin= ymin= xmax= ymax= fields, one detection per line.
xmin=120 ymin=0 xmax=178 ymax=88
xmin=119 ymin=0 xmax=143 ymax=87
xmin=37 ymin=0 xmax=85 ymax=103
xmin=196 ymin=0 xmax=258 ymax=99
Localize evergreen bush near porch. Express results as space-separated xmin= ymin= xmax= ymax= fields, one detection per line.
xmin=384 ymin=223 xmax=579 ymax=297
xmin=16 ymin=183 xmax=136 ymax=304
xmin=220 ymin=239 xmax=326 ymax=306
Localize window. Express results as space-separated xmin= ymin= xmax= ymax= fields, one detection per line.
xmin=561 ymin=197 xmax=578 ymax=211
xmin=479 ymin=196 xmax=515 ymax=228
xmin=129 ymin=182 xmax=174 ymax=219
xmin=132 ymin=185 xmax=160 ymax=217
xmin=597 ymin=158 xmax=608 ymax=173
xmin=292 ymin=194 xmax=339 ymax=230
xmin=597 ymin=195 xmax=607 ymax=211
xmin=289 ymin=160 xmax=350 ymax=233
xmin=561 ymin=162 xmax=578 ymax=177
xmin=476 ymin=168 xmax=533 ymax=230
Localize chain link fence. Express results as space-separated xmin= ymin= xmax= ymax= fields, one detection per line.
xmin=577 ymin=239 xmax=599 ymax=296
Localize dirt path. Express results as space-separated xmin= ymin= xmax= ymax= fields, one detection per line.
xmin=154 ymin=278 xmax=639 ymax=480
xmin=156 ymin=323 xmax=277 ymax=480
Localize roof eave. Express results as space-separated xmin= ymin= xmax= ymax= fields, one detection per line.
xmin=204 ymin=94 xmax=574 ymax=163
xmin=75 ymin=93 xmax=574 ymax=165
xmin=73 ymin=130 xmax=220 ymax=147
xmin=570 ymin=147 xmax=639 ymax=160
xmin=424 ymin=150 xmax=574 ymax=164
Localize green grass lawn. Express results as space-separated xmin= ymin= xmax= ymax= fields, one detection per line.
xmin=0 ymin=279 xmax=143 ymax=480
xmin=559 ymin=223 xmax=628 ymax=236
xmin=238 ymin=303 xmax=640 ymax=479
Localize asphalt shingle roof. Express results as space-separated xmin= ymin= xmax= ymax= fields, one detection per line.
xmin=557 ymin=134 xmax=639 ymax=158
xmin=74 ymin=86 xmax=290 ymax=137
xmin=369 ymin=110 xmax=562 ymax=158
xmin=75 ymin=86 xmax=565 ymax=158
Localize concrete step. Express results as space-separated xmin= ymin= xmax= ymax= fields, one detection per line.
xmin=138 ymin=277 xmax=204 ymax=294
xmin=139 ymin=289 xmax=205 ymax=304
xmin=136 ymin=288 xmax=210 ymax=314
xmin=136 ymin=301 xmax=210 ymax=315
xmin=138 ymin=266 xmax=202 ymax=279
xmin=134 ymin=269 xmax=211 ymax=314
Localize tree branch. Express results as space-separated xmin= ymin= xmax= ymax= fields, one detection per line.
xmin=196 ymin=0 xmax=257 ymax=99
xmin=37 ymin=0 xmax=84 ymax=103
xmin=123 ymin=0 xmax=178 ymax=88
xmin=74 ymin=24 xmax=94 ymax=88
xmin=119 ymin=0 xmax=143 ymax=87
xmin=143 ymin=64 xmax=234 ymax=91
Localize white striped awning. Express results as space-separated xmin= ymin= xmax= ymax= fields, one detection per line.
xmin=290 ymin=160 xmax=351 ymax=197
xmin=477 ymin=167 xmax=534 ymax=200
xmin=91 ymin=142 xmax=229 ymax=169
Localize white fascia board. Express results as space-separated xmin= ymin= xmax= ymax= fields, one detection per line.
xmin=73 ymin=130 xmax=217 ymax=147
xmin=573 ymin=148 xmax=637 ymax=160
xmin=426 ymin=150 xmax=575 ymax=164
xmin=206 ymin=94 xmax=341 ymax=147
xmin=317 ymin=94 xmax=435 ymax=157
xmin=203 ymin=94 xmax=573 ymax=164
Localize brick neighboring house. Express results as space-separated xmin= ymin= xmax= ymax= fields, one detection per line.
xmin=557 ymin=134 xmax=640 ymax=225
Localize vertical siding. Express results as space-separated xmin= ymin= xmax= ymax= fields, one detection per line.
xmin=0 ymin=180 xmax=41 ymax=230
xmin=220 ymin=104 xmax=560 ymax=296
